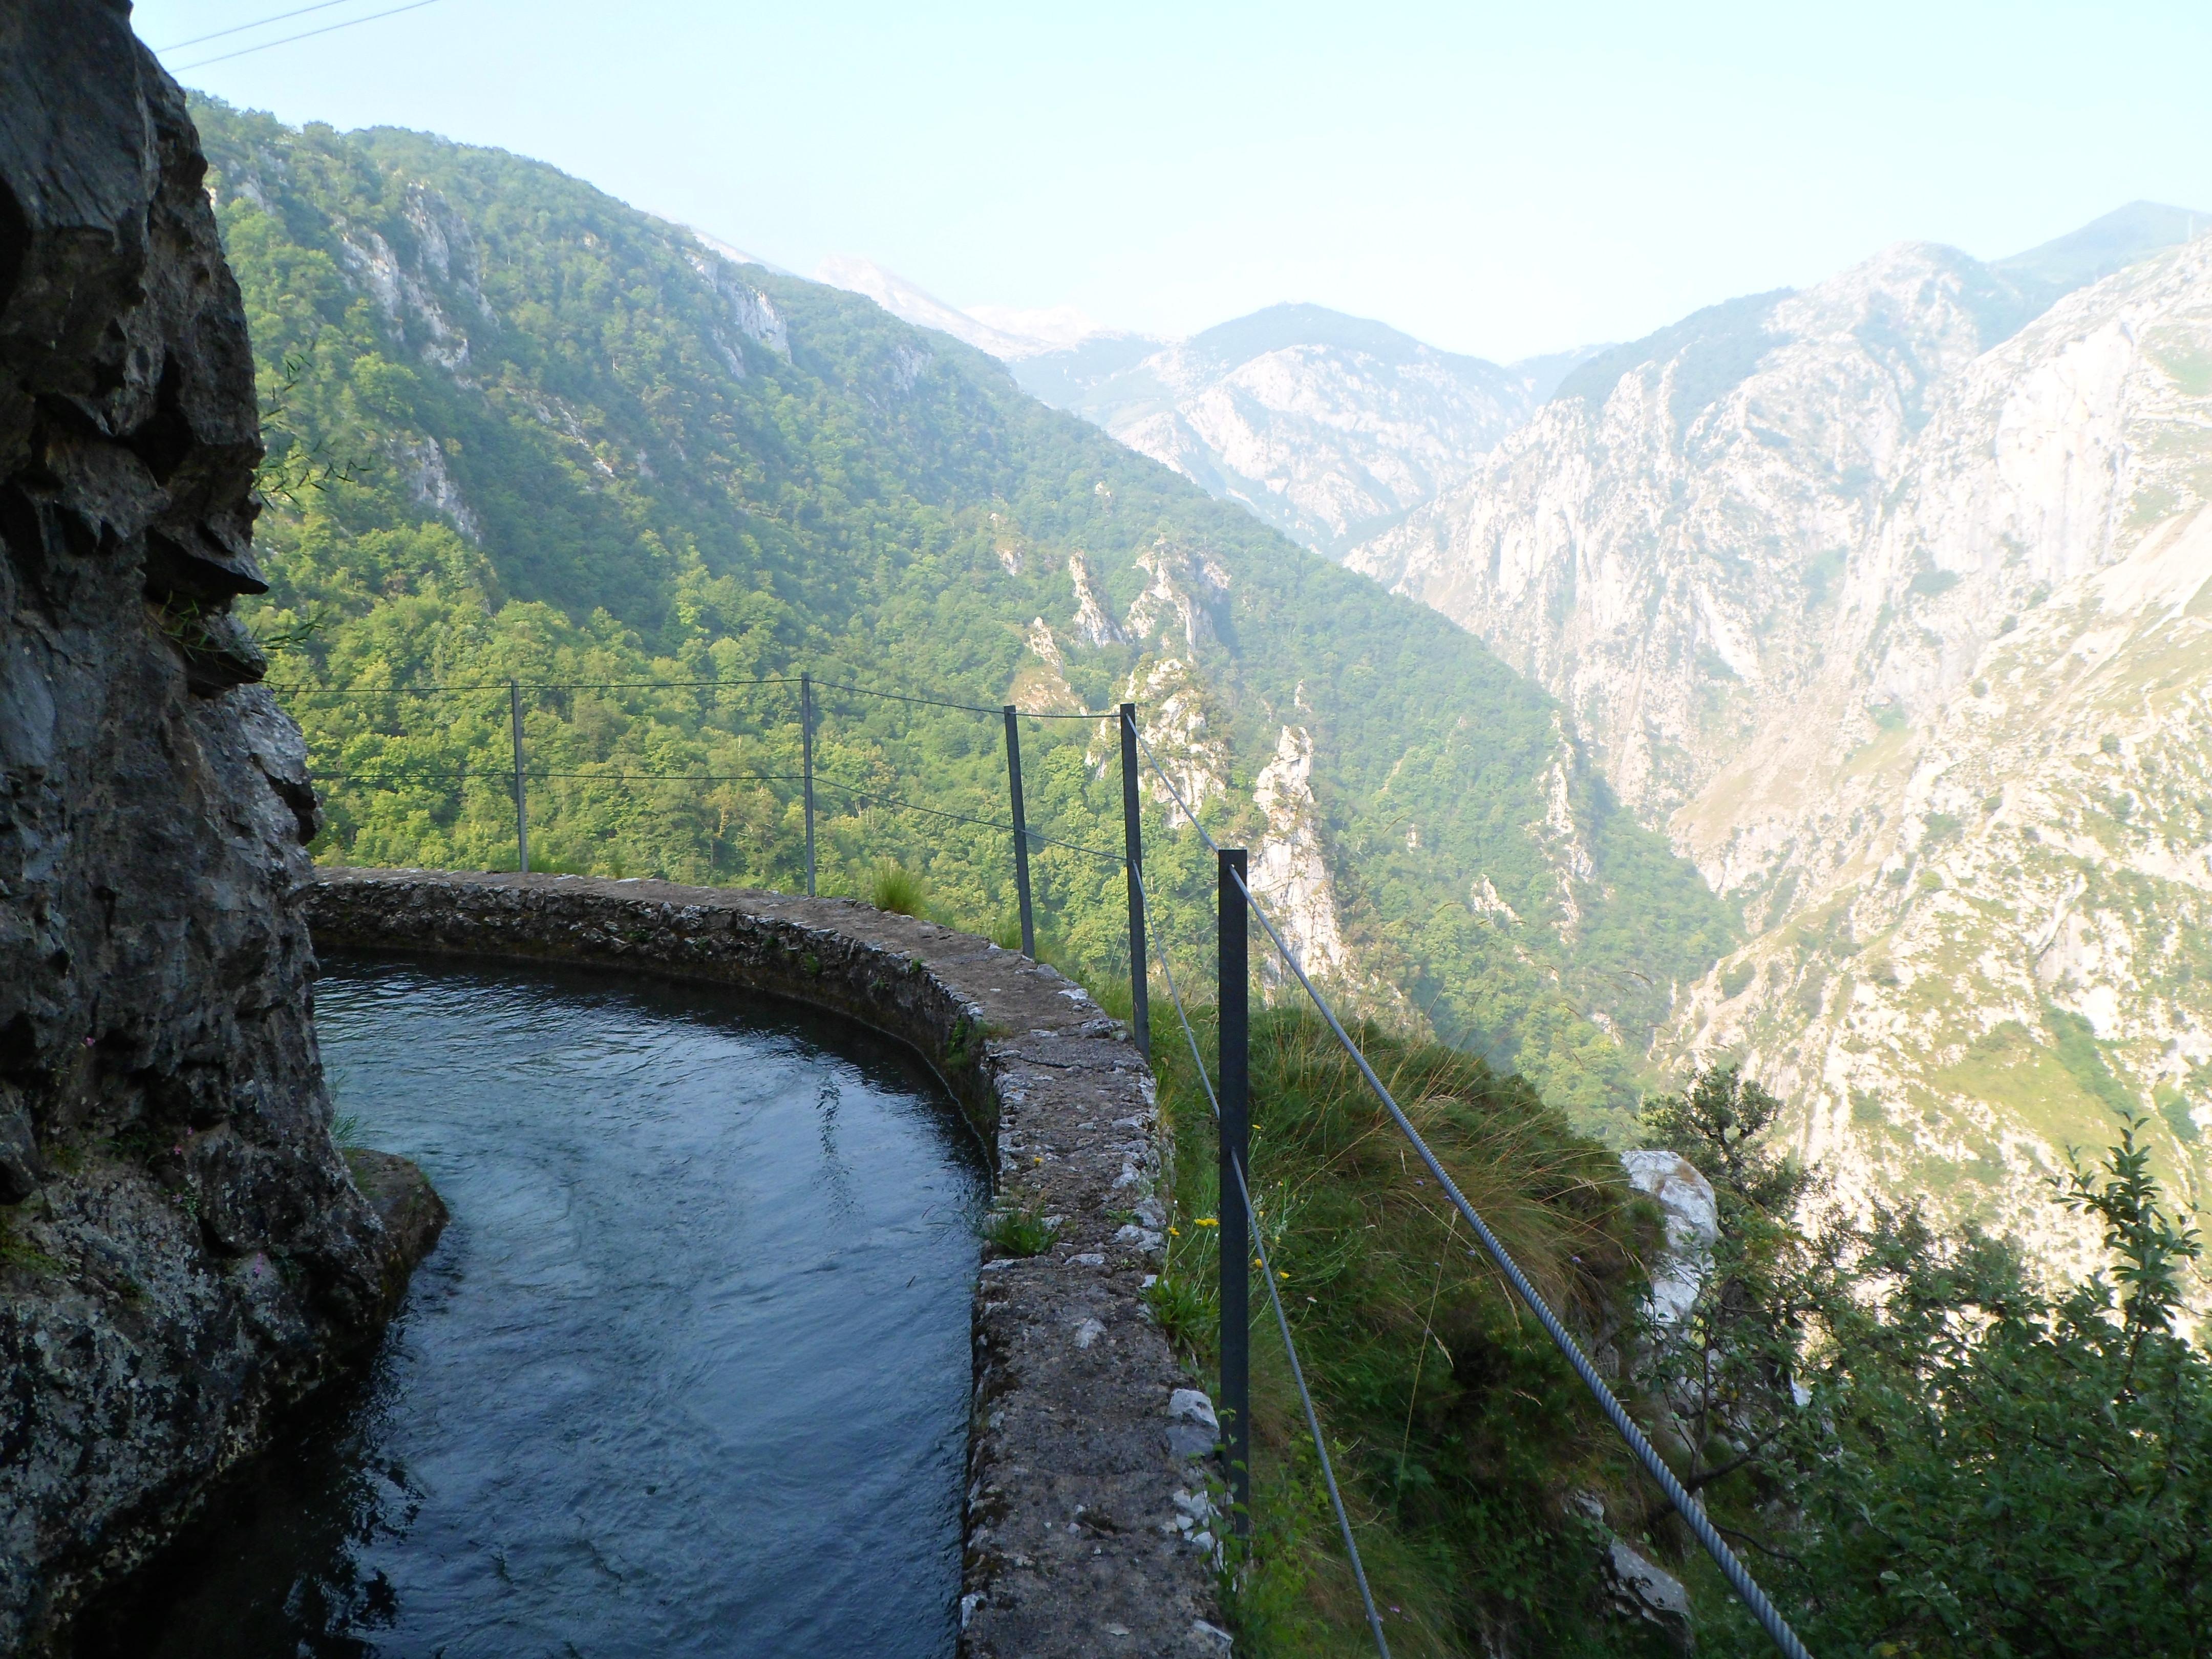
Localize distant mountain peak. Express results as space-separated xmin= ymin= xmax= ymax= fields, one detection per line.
xmin=1184 ymin=302 xmax=1445 ymax=367
xmin=964 ymin=302 xmax=1103 ymax=352
xmin=812 ymin=256 xmax=1089 ymax=360
xmin=1994 ymin=200 xmax=2211 ymax=296
xmin=687 ymin=230 xmax=788 ymax=276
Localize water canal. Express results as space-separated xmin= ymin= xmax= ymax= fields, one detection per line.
xmin=81 ymin=954 xmax=986 ymax=1658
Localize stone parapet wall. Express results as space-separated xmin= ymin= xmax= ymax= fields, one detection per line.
xmin=307 ymin=869 xmax=1228 ymax=1657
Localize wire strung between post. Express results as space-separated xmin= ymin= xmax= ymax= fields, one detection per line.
xmin=313 ymin=769 xmax=811 ymax=784
xmin=273 ymin=674 xmax=1105 ymax=720
xmin=1134 ymin=729 xmax=1226 ymax=852
xmin=172 ymin=0 xmax=443 ymax=70
xmin=310 ymin=769 xmax=1124 ymax=860
xmin=809 ymin=679 xmax=1007 ymax=715
xmin=1133 ymin=727 xmax=1812 ymax=1659
xmin=807 ymin=779 xmax=1121 ymax=861
xmin=1222 ymin=864 xmax=1815 ymax=1659
xmin=1129 ymin=862 xmax=1393 ymax=1658
xmin=270 ymin=676 xmax=800 ymax=696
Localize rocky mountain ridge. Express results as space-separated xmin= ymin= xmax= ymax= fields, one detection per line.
xmin=1349 ymin=208 xmax=2212 ymax=1269
xmin=808 ymin=259 xmax=1603 ymax=557
xmin=1014 ymin=305 xmax=1564 ymax=558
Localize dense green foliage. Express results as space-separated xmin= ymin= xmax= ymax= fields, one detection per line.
xmin=192 ymin=95 xmax=1733 ymax=1132
xmin=1142 ymin=1026 xmax=2212 ymax=1657
xmin=1645 ymin=1071 xmax=2212 ymax=1658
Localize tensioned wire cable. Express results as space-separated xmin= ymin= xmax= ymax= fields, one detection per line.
xmin=312 ymin=766 xmax=1120 ymax=859
xmin=811 ymin=678 xmax=1120 ymax=720
xmin=269 ymin=677 xmax=799 ymax=695
xmin=1130 ymin=857 xmax=1392 ymax=1658
xmin=171 ymin=0 xmax=443 ymax=70
xmin=314 ymin=769 xmax=809 ymax=784
xmin=269 ymin=675 xmax=1111 ymax=716
xmin=812 ymin=780 xmax=1118 ymax=859
xmin=157 ymin=0 xmax=359 ymax=51
xmin=1132 ymin=731 xmax=1815 ymax=1659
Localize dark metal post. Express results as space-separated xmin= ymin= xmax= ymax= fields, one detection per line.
xmin=800 ymin=672 xmax=816 ymax=898
xmin=1120 ymin=703 xmax=1151 ymax=1059
xmin=1004 ymin=705 xmax=1035 ymax=959
xmin=1218 ymin=845 xmax=1250 ymax=1537
xmin=508 ymin=677 xmax=529 ymax=876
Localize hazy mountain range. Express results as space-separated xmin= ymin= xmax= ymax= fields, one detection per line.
xmin=194 ymin=100 xmax=1733 ymax=1145
xmin=1353 ymin=202 xmax=2212 ymax=1271
xmin=827 ymin=203 xmax=2212 ymax=1270
xmin=813 ymin=261 xmax=1606 ymax=555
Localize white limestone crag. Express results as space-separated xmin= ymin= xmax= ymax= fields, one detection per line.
xmin=1351 ymin=223 xmax=2212 ymax=1267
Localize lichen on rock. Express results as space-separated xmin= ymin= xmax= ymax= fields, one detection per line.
xmin=0 ymin=6 xmax=443 ymax=1646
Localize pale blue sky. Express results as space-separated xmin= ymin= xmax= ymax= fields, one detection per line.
xmin=137 ymin=0 xmax=2212 ymax=360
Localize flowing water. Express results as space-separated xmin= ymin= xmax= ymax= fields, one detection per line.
xmin=79 ymin=954 xmax=985 ymax=1658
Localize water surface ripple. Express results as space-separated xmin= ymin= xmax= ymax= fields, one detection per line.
xmin=82 ymin=955 xmax=983 ymax=1658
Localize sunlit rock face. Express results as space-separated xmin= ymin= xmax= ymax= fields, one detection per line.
xmin=1354 ymin=223 xmax=2212 ymax=1272
xmin=0 ymin=8 xmax=437 ymax=1644
xmin=1016 ymin=305 xmax=1547 ymax=558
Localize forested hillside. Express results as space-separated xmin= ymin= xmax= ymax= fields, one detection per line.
xmin=193 ymin=97 xmax=1733 ymax=1134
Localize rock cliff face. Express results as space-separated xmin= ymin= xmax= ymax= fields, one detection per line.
xmin=0 ymin=8 xmax=440 ymax=1644
xmin=1350 ymin=222 xmax=2212 ymax=1267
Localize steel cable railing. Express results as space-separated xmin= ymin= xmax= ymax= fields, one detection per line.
xmin=270 ymin=676 xmax=800 ymax=695
xmin=1131 ymin=731 xmax=1814 ymax=1659
xmin=1132 ymin=859 xmax=1394 ymax=1657
xmin=810 ymin=678 xmax=1123 ymax=720
xmin=281 ymin=670 xmax=1133 ymax=912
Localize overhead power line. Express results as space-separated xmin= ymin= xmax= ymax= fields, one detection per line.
xmin=157 ymin=0 xmax=359 ymax=52
xmin=174 ymin=0 xmax=443 ymax=71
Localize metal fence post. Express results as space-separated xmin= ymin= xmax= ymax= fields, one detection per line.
xmin=1003 ymin=705 xmax=1036 ymax=958
xmin=800 ymin=672 xmax=816 ymax=898
xmin=1120 ymin=703 xmax=1151 ymax=1060
xmin=508 ymin=677 xmax=529 ymax=876
xmin=1218 ymin=844 xmax=1251 ymax=1538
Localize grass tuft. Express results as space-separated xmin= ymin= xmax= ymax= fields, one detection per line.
xmin=868 ymin=858 xmax=927 ymax=917
xmin=983 ymin=1199 xmax=1060 ymax=1258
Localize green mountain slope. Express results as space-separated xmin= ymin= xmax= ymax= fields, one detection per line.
xmin=194 ymin=97 xmax=1734 ymax=1133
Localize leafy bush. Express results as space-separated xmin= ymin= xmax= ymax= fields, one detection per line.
xmin=1641 ymin=1072 xmax=2212 ymax=1658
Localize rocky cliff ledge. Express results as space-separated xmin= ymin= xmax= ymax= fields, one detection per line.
xmin=0 ymin=7 xmax=443 ymax=1647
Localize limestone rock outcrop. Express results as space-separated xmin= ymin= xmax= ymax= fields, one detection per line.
xmin=0 ymin=6 xmax=441 ymax=1644
xmin=1352 ymin=223 xmax=2212 ymax=1271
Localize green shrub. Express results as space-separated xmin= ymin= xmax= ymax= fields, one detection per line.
xmin=1642 ymin=1075 xmax=2212 ymax=1658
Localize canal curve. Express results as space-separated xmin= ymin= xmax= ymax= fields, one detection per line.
xmin=80 ymin=954 xmax=985 ymax=1658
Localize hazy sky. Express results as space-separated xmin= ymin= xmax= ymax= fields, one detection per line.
xmin=137 ymin=0 xmax=2212 ymax=360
